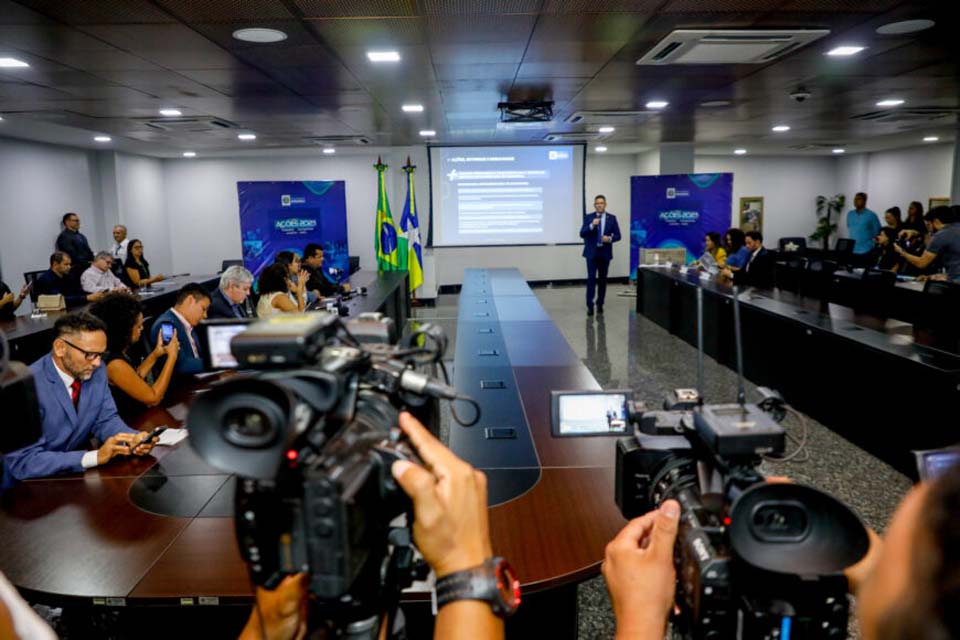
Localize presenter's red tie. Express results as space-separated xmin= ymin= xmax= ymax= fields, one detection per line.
xmin=70 ymin=379 xmax=81 ymax=411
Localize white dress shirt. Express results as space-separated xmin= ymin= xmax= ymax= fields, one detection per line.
xmin=112 ymin=238 xmax=130 ymax=263
xmin=171 ymin=308 xmax=199 ymax=357
xmin=80 ymin=265 xmax=127 ymax=293
xmin=52 ymin=360 xmax=101 ymax=469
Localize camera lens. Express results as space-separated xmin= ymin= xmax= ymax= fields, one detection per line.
xmin=750 ymin=502 xmax=809 ymax=541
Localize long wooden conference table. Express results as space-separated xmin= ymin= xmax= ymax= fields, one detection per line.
xmin=636 ymin=265 xmax=960 ymax=476
xmin=1 ymin=268 xmax=620 ymax=638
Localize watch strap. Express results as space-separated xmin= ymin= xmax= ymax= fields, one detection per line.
xmin=435 ymin=557 xmax=517 ymax=617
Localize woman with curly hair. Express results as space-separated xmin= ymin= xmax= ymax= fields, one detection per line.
xmin=89 ymin=291 xmax=179 ymax=418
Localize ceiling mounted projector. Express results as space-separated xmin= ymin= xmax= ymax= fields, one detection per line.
xmin=498 ymin=100 xmax=554 ymax=123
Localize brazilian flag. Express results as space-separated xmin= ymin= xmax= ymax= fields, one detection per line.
xmin=374 ymin=158 xmax=401 ymax=272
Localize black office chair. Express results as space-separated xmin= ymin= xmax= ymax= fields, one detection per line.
xmin=834 ymin=238 xmax=855 ymax=268
xmin=803 ymin=259 xmax=837 ymax=299
xmin=853 ymin=268 xmax=897 ymax=316
xmin=775 ymin=256 xmax=807 ymax=293
xmin=919 ymin=279 xmax=960 ymax=350
xmin=349 ymin=256 xmax=361 ymax=274
xmin=23 ymin=270 xmax=46 ymax=303
xmin=778 ymin=237 xmax=807 ymax=255
xmin=221 ymin=259 xmax=243 ymax=272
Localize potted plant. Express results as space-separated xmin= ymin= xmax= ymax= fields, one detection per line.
xmin=810 ymin=194 xmax=845 ymax=250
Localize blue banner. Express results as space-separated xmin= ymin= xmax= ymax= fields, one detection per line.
xmin=629 ymin=173 xmax=733 ymax=278
xmin=237 ymin=181 xmax=348 ymax=279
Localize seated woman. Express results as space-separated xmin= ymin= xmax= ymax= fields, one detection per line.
xmin=0 ymin=281 xmax=30 ymax=320
xmin=694 ymin=231 xmax=727 ymax=271
xmin=722 ymin=228 xmax=750 ymax=271
xmin=124 ymin=239 xmax=165 ymax=288
xmin=89 ymin=291 xmax=179 ymax=419
xmin=256 ymin=263 xmax=305 ymax=317
xmin=869 ymin=227 xmax=902 ymax=272
xmin=884 ymin=206 xmax=903 ymax=234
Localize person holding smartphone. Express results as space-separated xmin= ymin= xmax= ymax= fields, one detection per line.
xmin=89 ymin=292 xmax=180 ymax=420
xmin=0 ymin=280 xmax=30 ymax=320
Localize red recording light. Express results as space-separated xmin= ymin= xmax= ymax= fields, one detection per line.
xmin=286 ymin=449 xmax=298 ymax=461
xmin=723 ymin=516 xmax=732 ymax=526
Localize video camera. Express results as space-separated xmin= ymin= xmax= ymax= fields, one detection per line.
xmin=188 ymin=312 xmax=476 ymax=632
xmin=552 ymin=286 xmax=869 ymax=639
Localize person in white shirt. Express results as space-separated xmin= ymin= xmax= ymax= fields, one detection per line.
xmin=111 ymin=225 xmax=130 ymax=264
xmin=80 ymin=252 xmax=128 ymax=294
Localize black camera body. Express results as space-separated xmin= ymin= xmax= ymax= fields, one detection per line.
xmin=615 ymin=401 xmax=867 ymax=639
xmin=188 ymin=313 xmax=458 ymax=621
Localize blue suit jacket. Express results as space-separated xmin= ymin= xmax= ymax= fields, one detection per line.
xmin=149 ymin=308 xmax=204 ymax=375
xmin=1 ymin=354 xmax=134 ymax=487
xmin=580 ymin=212 xmax=622 ymax=260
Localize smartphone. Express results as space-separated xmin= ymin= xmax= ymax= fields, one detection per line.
xmin=160 ymin=322 xmax=174 ymax=345
xmin=914 ymin=447 xmax=960 ymax=481
xmin=141 ymin=426 xmax=168 ymax=445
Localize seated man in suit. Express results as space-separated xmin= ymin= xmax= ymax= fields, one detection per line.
xmin=722 ymin=230 xmax=775 ymax=288
xmin=35 ymin=252 xmax=106 ymax=307
xmin=1 ymin=313 xmax=156 ymax=488
xmin=207 ymin=265 xmax=255 ymax=319
xmin=302 ymin=243 xmax=350 ymax=300
xmin=149 ymin=283 xmax=211 ymax=377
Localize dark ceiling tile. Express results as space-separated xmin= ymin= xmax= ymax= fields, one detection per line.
xmin=92 ymin=70 xmax=229 ymax=97
xmin=292 ymin=0 xmax=416 ymax=18
xmin=153 ymin=0 xmax=295 ymax=23
xmin=0 ymin=80 xmax=71 ymax=100
xmin=530 ymin=13 xmax=649 ymax=42
xmin=133 ymin=48 xmax=243 ymax=70
xmin=0 ymin=24 xmax=116 ymax=52
xmin=16 ymin=0 xmax=176 ymax=24
xmin=175 ymin=68 xmax=298 ymax=97
xmin=516 ymin=61 xmax=606 ymax=77
xmin=80 ymin=24 xmax=227 ymax=52
xmin=540 ymin=0 xmax=663 ymax=13
xmin=55 ymin=85 xmax=155 ymax=100
xmin=306 ymin=17 xmax=425 ymax=47
xmin=434 ymin=63 xmax=519 ymax=81
xmin=263 ymin=67 xmax=364 ymax=95
xmin=425 ymin=15 xmax=536 ymax=43
xmin=419 ymin=0 xmax=542 ymax=15
xmin=41 ymin=49 xmax=166 ymax=72
xmin=0 ymin=0 xmax=51 ymax=25
xmin=234 ymin=44 xmax=343 ymax=69
xmin=431 ymin=42 xmax=526 ymax=64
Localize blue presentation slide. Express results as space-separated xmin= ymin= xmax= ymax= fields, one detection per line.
xmin=430 ymin=145 xmax=584 ymax=246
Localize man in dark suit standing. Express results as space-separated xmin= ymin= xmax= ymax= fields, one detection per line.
xmin=56 ymin=212 xmax=94 ymax=277
xmin=1 ymin=313 xmax=155 ymax=488
xmin=148 ymin=283 xmax=211 ymax=377
xmin=580 ymin=195 xmax=622 ymax=316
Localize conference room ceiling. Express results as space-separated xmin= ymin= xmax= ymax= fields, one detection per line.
xmin=0 ymin=0 xmax=955 ymax=157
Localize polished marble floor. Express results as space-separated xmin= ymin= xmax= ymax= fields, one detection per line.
xmin=415 ymin=282 xmax=912 ymax=639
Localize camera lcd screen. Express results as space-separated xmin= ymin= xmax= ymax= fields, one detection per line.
xmin=916 ymin=449 xmax=960 ymax=481
xmin=200 ymin=321 xmax=253 ymax=370
xmin=551 ymin=391 xmax=629 ymax=437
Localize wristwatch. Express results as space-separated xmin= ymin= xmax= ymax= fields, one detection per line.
xmin=435 ymin=557 xmax=521 ymax=617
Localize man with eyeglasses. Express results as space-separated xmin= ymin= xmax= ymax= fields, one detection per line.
xmin=1 ymin=312 xmax=157 ymax=488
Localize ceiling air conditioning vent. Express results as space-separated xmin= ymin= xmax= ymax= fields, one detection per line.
xmin=303 ymin=135 xmax=371 ymax=145
xmin=144 ymin=117 xmax=239 ymax=131
xmin=851 ymin=107 xmax=960 ymax=123
xmin=788 ymin=143 xmax=854 ymax=151
xmin=566 ymin=110 xmax=650 ymax=125
xmin=543 ymin=132 xmax=603 ymax=142
xmin=637 ymin=30 xmax=830 ymax=65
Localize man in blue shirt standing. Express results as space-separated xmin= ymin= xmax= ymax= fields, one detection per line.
xmin=846 ymin=192 xmax=881 ymax=263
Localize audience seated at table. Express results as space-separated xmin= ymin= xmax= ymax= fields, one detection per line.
xmin=148 ymin=283 xmax=211 ymax=377
xmin=89 ymin=292 xmax=179 ymax=420
xmin=0 ymin=281 xmax=30 ymax=320
xmin=80 ymin=251 xmax=128 ymax=294
xmin=207 ymin=265 xmax=255 ymax=319
xmin=55 ymin=212 xmax=94 ymax=276
xmin=722 ymin=230 xmax=775 ymax=288
xmin=302 ymin=243 xmax=350 ymax=298
xmin=0 ymin=312 xmax=156 ymax=489
xmin=722 ymin=228 xmax=749 ymax=271
xmin=274 ymin=250 xmax=314 ymax=305
xmin=895 ymin=206 xmax=960 ymax=283
xmin=124 ymin=239 xmax=165 ymax=288
xmin=257 ymin=263 xmax=305 ymax=317
xmin=692 ymin=231 xmax=726 ymax=272
xmin=869 ymin=227 xmax=902 ymax=272
xmin=35 ymin=252 xmax=106 ymax=307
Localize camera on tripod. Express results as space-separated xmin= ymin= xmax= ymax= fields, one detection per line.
xmin=188 ymin=312 xmax=473 ymax=629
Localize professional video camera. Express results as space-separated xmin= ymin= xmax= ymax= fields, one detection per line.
xmin=552 ymin=286 xmax=869 ymax=639
xmin=188 ymin=312 xmax=478 ymax=636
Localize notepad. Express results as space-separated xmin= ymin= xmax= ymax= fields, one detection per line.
xmin=156 ymin=428 xmax=188 ymax=447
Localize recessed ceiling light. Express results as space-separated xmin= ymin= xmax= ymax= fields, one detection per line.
xmin=368 ymin=50 xmax=400 ymax=63
xmin=598 ymin=126 xmax=615 ymax=133
xmin=700 ymin=100 xmax=732 ymax=108
xmin=232 ymin=28 xmax=287 ymax=43
xmin=419 ymin=130 xmax=436 ymax=137
xmin=876 ymin=99 xmax=905 ymax=107
xmin=832 ymin=148 xmax=845 ymax=154
xmin=401 ymin=104 xmax=424 ymax=113
xmin=237 ymin=133 xmax=257 ymax=141
xmin=182 ymin=151 xmax=196 ymax=158
xmin=772 ymin=125 xmax=791 ymax=132
xmin=734 ymin=149 xmax=747 ymax=155
xmin=159 ymin=108 xmax=182 ymax=117
xmin=595 ymin=146 xmax=608 ymax=152
xmin=924 ymin=136 xmax=939 ymax=142
xmin=322 ymin=148 xmax=336 ymax=154
xmin=94 ymin=136 xmax=112 ymax=143
xmin=646 ymin=100 xmax=669 ymax=109
xmin=0 ymin=115 xmax=4 ymax=121
xmin=827 ymin=46 xmax=865 ymax=57
xmin=0 ymin=57 xmax=29 ymax=68
xmin=877 ymin=19 xmax=935 ymax=35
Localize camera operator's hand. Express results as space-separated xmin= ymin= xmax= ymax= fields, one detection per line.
xmin=391 ymin=412 xmax=492 ymax=577
xmin=238 ymin=574 xmax=308 ymax=640
xmin=603 ymin=500 xmax=680 ymax=640
xmin=845 ymin=527 xmax=882 ymax=595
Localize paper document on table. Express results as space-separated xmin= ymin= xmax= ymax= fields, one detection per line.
xmin=157 ymin=428 xmax=188 ymax=446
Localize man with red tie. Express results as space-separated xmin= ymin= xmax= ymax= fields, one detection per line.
xmin=580 ymin=194 xmax=622 ymax=316
xmin=1 ymin=313 xmax=156 ymax=488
